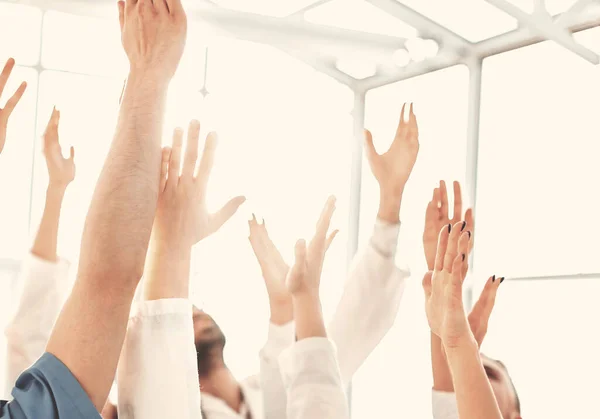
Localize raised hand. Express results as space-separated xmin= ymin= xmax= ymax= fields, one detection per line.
xmin=152 ymin=120 xmax=246 ymax=249
xmin=286 ymin=196 xmax=338 ymax=297
xmin=468 ymin=275 xmax=503 ymax=347
xmin=364 ymin=103 xmax=419 ymax=223
xmin=0 ymin=58 xmax=27 ymax=153
xmin=423 ymin=222 xmax=473 ymax=349
xmin=118 ymin=0 xmax=187 ymax=82
xmin=43 ymin=108 xmax=75 ymax=189
xmin=248 ymin=216 xmax=291 ymax=303
xmin=423 ymin=181 xmax=474 ymax=270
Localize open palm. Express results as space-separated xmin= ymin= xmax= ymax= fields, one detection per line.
xmin=0 ymin=58 xmax=27 ymax=154
xmin=43 ymin=108 xmax=75 ymax=188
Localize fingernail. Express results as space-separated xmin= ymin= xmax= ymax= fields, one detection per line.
xmin=467 ymin=231 xmax=471 ymax=239
xmin=448 ymin=224 xmax=452 ymax=233
xmin=461 ymin=221 xmax=466 ymax=231
xmin=492 ymin=275 xmax=496 ymax=282
xmin=461 ymin=253 xmax=465 ymax=261
xmin=500 ymin=277 xmax=505 ymax=284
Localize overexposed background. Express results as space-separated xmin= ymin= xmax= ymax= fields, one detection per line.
xmin=0 ymin=1 xmax=599 ymax=417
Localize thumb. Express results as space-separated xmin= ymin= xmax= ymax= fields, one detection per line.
xmin=210 ymin=196 xmax=246 ymax=233
xmin=422 ymin=271 xmax=433 ymax=298
xmin=325 ymin=229 xmax=339 ymax=252
xmin=69 ymin=146 xmax=75 ymax=161
xmin=364 ymin=129 xmax=378 ymax=166
xmin=287 ymin=239 xmax=307 ymax=293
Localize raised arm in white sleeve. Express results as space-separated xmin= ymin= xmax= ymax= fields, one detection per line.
xmin=117 ymin=299 xmax=201 ymax=419
xmin=3 ymin=107 xmax=75 ymax=398
xmin=279 ymin=338 xmax=348 ymax=419
xmin=3 ymin=254 xmax=70 ymax=398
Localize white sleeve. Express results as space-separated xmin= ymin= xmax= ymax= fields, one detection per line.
xmin=3 ymin=253 xmax=71 ymax=398
xmin=279 ymin=338 xmax=349 ymax=419
xmin=328 ymin=219 xmax=409 ymax=385
xmin=117 ymin=299 xmax=201 ymax=419
xmin=432 ymin=390 xmax=459 ymax=419
xmin=260 ymin=321 xmax=295 ymax=419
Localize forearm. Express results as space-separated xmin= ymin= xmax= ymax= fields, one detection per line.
xmin=446 ymin=340 xmax=502 ymax=419
xmin=46 ymin=72 xmax=169 ymax=410
xmin=78 ymin=72 xmax=168 ymax=286
xmin=144 ymin=240 xmax=191 ymax=300
xmin=431 ymin=332 xmax=454 ymax=392
xmin=31 ymin=185 xmax=66 ymax=262
xmin=293 ymin=293 xmax=326 ymax=340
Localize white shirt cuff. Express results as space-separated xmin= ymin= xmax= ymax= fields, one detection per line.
xmin=432 ymin=389 xmax=459 ymax=419
xmin=371 ymin=219 xmax=401 ymax=258
xmin=130 ymin=298 xmax=192 ymax=319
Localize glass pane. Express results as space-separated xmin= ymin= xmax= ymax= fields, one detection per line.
xmin=480 ymin=277 xmax=600 ymax=419
xmin=0 ymin=67 xmax=38 ymax=259
xmin=304 ymin=0 xmax=417 ymax=38
xmin=31 ymin=71 xmax=122 ymax=265
xmin=0 ymin=3 xmax=42 ymax=66
xmin=398 ymin=0 xmax=517 ymax=42
xmin=353 ymin=65 xmax=469 ymax=418
xmin=477 ymin=37 xmax=600 ymax=278
xmin=200 ymin=37 xmax=353 ymax=379
xmin=42 ymin=10 xmax=127 ymax=76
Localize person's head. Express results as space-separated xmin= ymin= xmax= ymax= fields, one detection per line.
xmin=193 ymin=305 xmax=227 ymax=377
xmin=482 ymin=354 xmax=522 ymax=419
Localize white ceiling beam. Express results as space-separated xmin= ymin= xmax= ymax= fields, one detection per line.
xmin=287 ymin=0 xmax=333 ymax=18
xmin=486 ymin=0 xmax=600 ymax=64
xmin=554 ymin=0 xmax=596 ymax=27
xmin=188 ymin=4 xmax=407 ymax=56
xmin=358 ymin=8 xmax=600 ymax=91
xmin=365 ymin=0 xmax=473 ymax=55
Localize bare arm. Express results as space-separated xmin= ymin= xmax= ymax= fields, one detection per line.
xmin=423 ymin=223 xmax=502 ymax=419
xmin=45 ymin=0 xmax=187 ymax=410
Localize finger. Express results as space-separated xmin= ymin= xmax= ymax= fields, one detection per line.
xmin=439 ymin=180 xmax=448 ymax=219
xmin=443 ymin=221 xmax=465 ymax=271
xmin=315 ymin=195 xmax=336 ymax=241
xmin=433 ymin=223 xmax=451 ymax=271
xmin=470 ymin=276 xmax=495 ymax=317
xmin=287 ymin=239 xmax=307 ymax=290
xmin=159 ymin=146 xmax=171 ymax=192
xmin=168 ymin=128 xmax=184 ymax=187
xmin=118 ymin=1 xmax=125 ymax=31
xmin=182 ymin=120 xmax=200 ymax=179
xmin=452 ymin=181 xmax=462 ymax=223
xmin=195 ymin=132 xmax=217 ymax=191
xmin=210 ymin=196 xmax=246 ymax=233
xmin=2 ymin=82 xmax=27 ymax=119
xmin=425 ymin=200 xmax=437 ymax=224
xmin=165 ymin=0 xmax=183 ymax=14
xmin=465 ymin=208 xmax=475 ymax=248
xmin=154 ymin=0 xmax=169 ymax=13
xmin=126 ymin=0 xmax=137 ymax=6
xmin=479 ymin=276 xmax=500 ymax=334
xmin=455 ymin=231 xmax=470 ymax=276
xmin=450 ymin=254 xmax=466 ymax=303
xmin=325 ymin=229 xmax=339 ymax=252
xmin=422 ymin=271 xmax=433 ymax=298
xmin=0 ymin=58 xmax=15 ymax=97
xmin=363 ymin=129 xmax=378 ymax=165
xmin=394 ymin=102 xmax=407 ymax=138
xmin=408 ymin=102 xmax=418 ymax=140
xmin=43 ymin=107 xmax=59 ymax=147
xmin=69 ymin=146 xmax=75 ymax=161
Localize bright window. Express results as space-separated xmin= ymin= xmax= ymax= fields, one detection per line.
xmin=352 ymin=64 xmax=469 ymax=418
xmin=0 ymin=3 xmax=42 ymax=66
xmin=476 ymin=36 xmax=600 ymax=279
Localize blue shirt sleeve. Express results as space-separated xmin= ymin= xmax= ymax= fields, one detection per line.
xmin=0 ymin=352 xmax=100 ymax=418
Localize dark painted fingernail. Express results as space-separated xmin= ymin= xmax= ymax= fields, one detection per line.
xmin=492 ymin=275 xmax=496 ymax=282
xmin=500 ymin=277 xmax=505 ymax=284
xmin=461 ymin=221 xmax=466 ymax=231
xmin=462 ymin=253 xmax=465 ymax=261
xmin=448 ymin=224 xmax=452 ymax=233
xmin=467 ymin=231 xmax=471 ymax=239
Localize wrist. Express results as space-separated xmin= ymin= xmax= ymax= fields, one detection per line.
xmin=292 ymin=291 xmax=326 ymax=340
xmin=46 ymin=183 xmax=67 ymax=198
xmin=269 ymin=297 xmax=294 ymax=326
xmin=127 ymin=68 xmax=171 ymax=91
xmin=377 ymin=187 xmax=404 ymax=224
xmin=444 ymin=334 xmax=479 ymax=364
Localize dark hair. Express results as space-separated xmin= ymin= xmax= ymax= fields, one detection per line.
xmin=495 ymin=359 xmax=521 ymax=413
